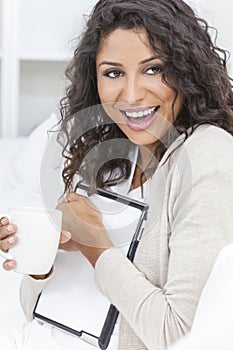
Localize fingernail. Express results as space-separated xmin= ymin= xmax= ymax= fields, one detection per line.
xmin=8 ymin=236 xmax=15 ymax=244
xmin=0 ymin=217 xmax=8 ymax=225
xmin=61 ymin=230 xmax=71 ymax=239
xmin=7 ymin=225 xmax=13 ymax=232
xmin=7 ymin=261 xmax=15 ymax=268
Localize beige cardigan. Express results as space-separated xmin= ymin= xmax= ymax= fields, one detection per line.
xmin=20 ymin=125 xmax=233 ymax=350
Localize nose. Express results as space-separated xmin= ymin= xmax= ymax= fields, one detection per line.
xmin=121 ymin=74 xmax=145 ymax=104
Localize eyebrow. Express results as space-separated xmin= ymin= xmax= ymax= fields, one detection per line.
xmin=98 ymin=56 xmax=160 ymax=67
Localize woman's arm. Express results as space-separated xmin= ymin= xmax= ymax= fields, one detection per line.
xmin=19 ymin=270 xmax=54 ymax=321
xmin=94 ymin=128 xmax=233 ymax=349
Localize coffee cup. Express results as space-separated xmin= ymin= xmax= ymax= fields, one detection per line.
xmin=0 ymin=207 xmax=62 ymax=275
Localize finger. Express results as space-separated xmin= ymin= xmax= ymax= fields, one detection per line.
xmin=59 ymin=240 xmax=80 ymax=251
xmin=60 ymin=230 xmax=71 ymax=244
xmin=66 ymin=193 xmax=82 ymax=202
xmin=0 ymin=224 xmax=17 ymax=240
xmin=0 ymin=217 xmax=9 ymax=227
xmin=67 ymin=193 xmax=97 ymax=211
xmin=2 ymin=260 xmax=17 ymax=271
xmin=0 ymin=234 xmax=18 ymax=252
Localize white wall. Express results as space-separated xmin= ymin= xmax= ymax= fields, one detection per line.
xmin=188 ymin=0 xmax=233 ymax=75
xmin=0 ymin=0 xmax=232 ymax=137
xmin=17 ymin=0 xmax=98 ymax=136
xmin=0 ymin=0 xmax=97 ymax=137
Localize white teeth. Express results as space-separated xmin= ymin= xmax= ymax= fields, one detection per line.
xmin=125 ymin=107 xmax=157 ymax=118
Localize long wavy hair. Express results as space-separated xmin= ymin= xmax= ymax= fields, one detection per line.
xmin=59 ymin=0 xmax=233 ymax=193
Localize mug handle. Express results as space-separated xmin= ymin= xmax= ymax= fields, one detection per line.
xmin=0 ymin=213 xmax=14 ymax=260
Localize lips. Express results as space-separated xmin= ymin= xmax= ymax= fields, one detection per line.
xmin=120 ymin=106 xmax=160 ymax=131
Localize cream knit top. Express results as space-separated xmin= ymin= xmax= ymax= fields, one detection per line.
xmin=20 ymin=125 xmax=233 ymax=350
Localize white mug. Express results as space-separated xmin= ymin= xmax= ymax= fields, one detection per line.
xmin=0 ymin=207 xmax=62 ymax=275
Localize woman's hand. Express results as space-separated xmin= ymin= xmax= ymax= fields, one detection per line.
xmin=58 ymin=238 xmax=81 ymax=251
xmin=56 ymin=193 xmax=113 ymax=266
xmin=0 ymin=216 xmax=18 ymax=271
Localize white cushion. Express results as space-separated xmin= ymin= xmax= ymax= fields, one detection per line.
xmin=0 ymin=113 xmax=63 ymax=212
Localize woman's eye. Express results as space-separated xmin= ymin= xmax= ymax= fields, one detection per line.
xmin=145 ymin=65 xmax=164 ymax=75
xmin=103 ymin=70 xmax=123 ymax=78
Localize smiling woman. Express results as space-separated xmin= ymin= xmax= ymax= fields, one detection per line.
xmin=1 ymin=1 xmax=233 ymax=350
xmin=96 ymin=27 xmax=183 ymax=152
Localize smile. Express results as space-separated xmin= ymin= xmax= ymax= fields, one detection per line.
xmin=124 ymin=106 xmax=159 ymax=119
xmin=120 ymin=106 xmax=160 ymax=131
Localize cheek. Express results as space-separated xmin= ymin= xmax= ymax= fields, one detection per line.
xmin=157 ymin=83 xmax=182 ymax=114
xmin=97 ymin=94 xmax=122 ymax=124
xmin=157 ymin=83 xmax=174 ymax=103
xmin=97 ymin=80 xmax=105 ymax=103
xmin=97 ymin=80 xmax=112 ymax=103
xmin=146 ymin=79 xmax=174 ymax=106
xmin=98 ymin=78 xmax=122 ymax=104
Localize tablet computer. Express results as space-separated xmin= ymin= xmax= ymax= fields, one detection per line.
xmin=33 ymin=182 xmax=148 ymax=349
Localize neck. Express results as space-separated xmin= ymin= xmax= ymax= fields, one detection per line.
xmin=130 ymin=145 xmax=156 ymax=190
xmin=138 ymin=144 xmax=157 ymax=170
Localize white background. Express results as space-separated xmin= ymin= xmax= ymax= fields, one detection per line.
xmin=0 ymin=0 xmax=232 ymax=137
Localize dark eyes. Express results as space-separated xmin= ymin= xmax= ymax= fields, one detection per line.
xmin=144 ymin=65 xmax=164 ymax=75
xmin=102 ymin=70 xmax=123 ymax=78
xmin=102 ymin=65 xmax=164 ymax=79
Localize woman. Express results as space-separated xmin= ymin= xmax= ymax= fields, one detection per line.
xmin=1 ymin=0 xmax=233 ymax=349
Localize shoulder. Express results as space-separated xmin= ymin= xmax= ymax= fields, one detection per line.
xmin=171 ymin=125 xmax=233 ymax=174
xmin=184 ymin=124 xmax=233 ymax=153
xmin=158 ymin=125 xmax=233 ymax=191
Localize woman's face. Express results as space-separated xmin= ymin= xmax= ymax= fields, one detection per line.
xmin=96 ymin=28 xmax=183 ymax=152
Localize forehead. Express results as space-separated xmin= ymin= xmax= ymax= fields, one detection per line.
xmin=96 ymin=28 xmax=156 ymax=63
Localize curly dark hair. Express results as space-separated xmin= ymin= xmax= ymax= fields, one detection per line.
xmin=59 ymin=0 xmax=233 ymax=193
